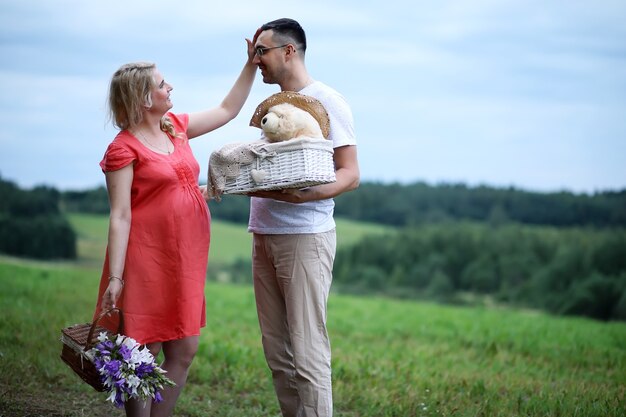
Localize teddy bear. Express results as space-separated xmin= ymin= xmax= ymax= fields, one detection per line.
xmin=207 ymin=92 xmax=333 ymax=199
xmin=260 ymin=102 xmax=325 ymax=143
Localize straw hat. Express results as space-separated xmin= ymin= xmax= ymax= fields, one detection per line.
xmin=249 ymin=91 xmax=331 ymax=138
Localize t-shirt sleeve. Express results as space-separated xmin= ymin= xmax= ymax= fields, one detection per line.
xmin=99 ymin=141 xmax=136 ymax=172
xmin=300 ymin=82 xmax=356 ymax=148
xmin=326 ymin=94 xmax=356 ymax=148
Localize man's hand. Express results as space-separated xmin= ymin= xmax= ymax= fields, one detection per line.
xmin=247 ymin=146 xmax=359 ymax=203
xmin=247 ymin=187 xmax=313 ymax=204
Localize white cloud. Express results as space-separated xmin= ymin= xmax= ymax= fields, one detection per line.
xmin=0 ymin=0 xmax=625 ymax=192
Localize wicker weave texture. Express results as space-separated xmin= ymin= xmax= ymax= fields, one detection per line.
xmin=59 ymin=308 xmax=122 ymax=392
xmin=60 ymin=323 xmax=110 ymax=391
xmin=223 ymin=138 xmax=336 ymax=194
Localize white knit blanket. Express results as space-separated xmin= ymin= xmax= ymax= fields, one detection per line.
xmin=207 ymin=141 xmax=262 ymax=200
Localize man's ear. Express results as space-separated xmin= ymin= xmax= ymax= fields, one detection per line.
xmin=285 ymin=44 xmax=298 ymax=59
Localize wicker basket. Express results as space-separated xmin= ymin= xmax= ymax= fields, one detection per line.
xmin=222 ymin=137 xmax=336 ymax=195
xmin=60 ymin=308 xmax=123 ymax=391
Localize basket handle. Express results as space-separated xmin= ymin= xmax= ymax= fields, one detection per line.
xmin=85 ymin=307 xmax=124 ymax=350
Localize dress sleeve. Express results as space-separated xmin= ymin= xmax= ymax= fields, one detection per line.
xmin=166 ymin=112 xmax=189 ymax=136
xmin=100 ymin=141 xmax=136 ymax=172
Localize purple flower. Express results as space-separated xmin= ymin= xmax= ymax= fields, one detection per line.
xmin=89 ymin=334 xmax=175 ymax=407
xmin=93 ymin=358 xmax=105 ymax=370
xmin=104 ymin=360 xmax=121 ymax=376
xmin=95 ymin=342 xmax=111 ymax=356
xmin=136 ymin=362 xmax=154 ymax=378
xmin=114 ymin=390 xmax=125 ymax=408
xmin=118 ymin=344 xmax=132 ymax=361
xmin=114 ymin=377 xmax=126 ymax=389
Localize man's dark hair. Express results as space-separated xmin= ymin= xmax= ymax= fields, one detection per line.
xmin=261 ymin=18 xmax=307 ymax=54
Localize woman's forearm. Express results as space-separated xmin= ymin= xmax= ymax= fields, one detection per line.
xmin=220 ymin=61 xmax=257 ymax=120
xmin=186 ymin=60 xmax=257 ymax=138
xmin=107 ymin=213 xmax=131 ymax=278
xmin=104 ymin=165 xmax=134 ymax=280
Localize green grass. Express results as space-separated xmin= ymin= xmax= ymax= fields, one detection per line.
xmin=1 ymin=259 xmax=624 ymax=417
xmin=1 ymin=215 xmax=624 ymax=416
xmin=67 ymin=212 xmax=110 ymax=266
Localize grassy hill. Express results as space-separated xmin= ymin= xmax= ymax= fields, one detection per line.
xmin=66 ymin=212 xmax=394 ymax=266
xmin=0 ymin=215 xmax=624 ymax=416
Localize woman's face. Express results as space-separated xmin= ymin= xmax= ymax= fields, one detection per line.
xmin=149 ymin=68 xmax=173 ymax=113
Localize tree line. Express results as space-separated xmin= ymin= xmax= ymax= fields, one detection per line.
xmin=211 ymin=181 xmax=626 ymax=228
xmin=59 ymin=181 xmax=626 ymax=229
xmin=0 ymin=176 xmax=76 ymax=259
xmin=333 ymin=182 xmax=626 ymax=228
xmin=209 ymin=221 xmax=626 ymax=322
xmin=5 ymin=178 xmax=626 ymax=321
xmin=332 ymin=223 xmax=626 ymax=321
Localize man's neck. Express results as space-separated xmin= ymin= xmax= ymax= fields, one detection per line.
xmin=280 ymin=71 xmax=314 ymax=92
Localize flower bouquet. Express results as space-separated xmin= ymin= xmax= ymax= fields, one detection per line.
xmin=88 ymin=332 xmax=175 ymax=408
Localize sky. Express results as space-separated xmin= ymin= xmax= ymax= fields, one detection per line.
xmin=1 ymin=0 xmax=625 ymax=194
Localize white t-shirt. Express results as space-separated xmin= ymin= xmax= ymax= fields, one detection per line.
xmin=248 ymin=81 xmax=357 ymax=234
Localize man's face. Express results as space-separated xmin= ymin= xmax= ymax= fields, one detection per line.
xmin=253 ymin=30 xmax=287 ymax=85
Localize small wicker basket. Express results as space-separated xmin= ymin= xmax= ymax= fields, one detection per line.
xmin=60 ymin=308 xmax=123 ymax=391
xmin=222 ymin=137 xmax=336 ymax=195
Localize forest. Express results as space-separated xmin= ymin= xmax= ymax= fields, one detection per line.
xmin=0 ymin=176 xmax=76 ymax=259
xmin=3 ymin=175 xmax=625 ymax=321
xmin=205 ymin=181 xmax=626 ymax=227
xmin=333 ymin=223 xmax=626 ymax=321
xmin=58 ymin=180 xmax=626 ymax=228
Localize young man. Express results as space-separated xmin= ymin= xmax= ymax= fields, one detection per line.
xmin=247 ymin=18 xmax=360 ymax=417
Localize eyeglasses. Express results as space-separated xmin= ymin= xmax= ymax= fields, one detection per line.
xmin=255 ymin=44 xmax=289 ymax=56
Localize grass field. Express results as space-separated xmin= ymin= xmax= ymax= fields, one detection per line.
xmin=0 ymin=215 xmax=624 ymax=416
xmin=67 ymin=213 xmax=393 ymax=266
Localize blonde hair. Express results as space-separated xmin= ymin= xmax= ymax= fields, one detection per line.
xmin=108 ymin=62 xmax=178 ymax=137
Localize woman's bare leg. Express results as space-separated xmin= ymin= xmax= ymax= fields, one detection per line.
xmin=150 ymin=335 xmax=199 ymax=417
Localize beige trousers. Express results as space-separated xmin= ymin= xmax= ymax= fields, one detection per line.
xmin=252 ymin=230 xmax=336 ymax=417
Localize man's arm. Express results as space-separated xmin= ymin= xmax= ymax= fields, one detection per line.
xmin=247 ymin=144 xmax=360 ymax=203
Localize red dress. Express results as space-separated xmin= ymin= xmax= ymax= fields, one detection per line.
xmin=93 ymin=113 xmax=210 ymax=344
